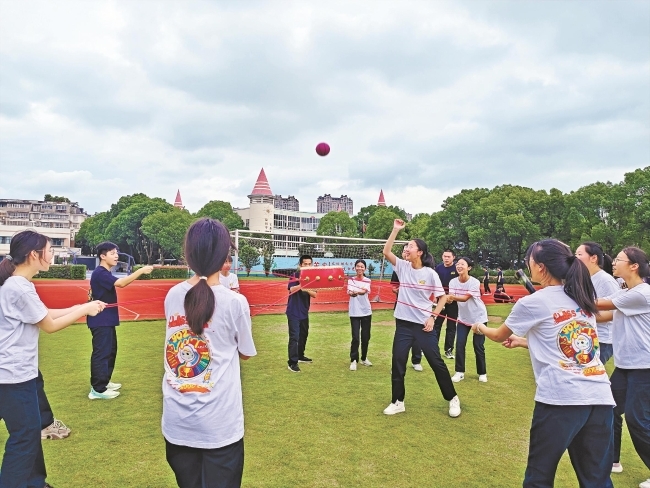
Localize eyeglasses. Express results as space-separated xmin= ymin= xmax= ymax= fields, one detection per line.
xmin=613 ymin=258 xmax=630 ymax=264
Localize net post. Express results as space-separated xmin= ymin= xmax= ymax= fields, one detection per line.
xmin=234 ymin=229 xmax=240 ymax=275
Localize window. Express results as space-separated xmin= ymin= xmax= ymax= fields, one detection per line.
xmin=0 ymin=236 xmax=11 ymax=244
xmin=51 ymin=238 xmax=65 ymax=246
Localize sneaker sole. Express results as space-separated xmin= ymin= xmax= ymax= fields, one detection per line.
xmin=88 ymin=392 xmax=120 ymax=400
xmin=287 ymin=366 xmax=301 ymax=373
xmin=41 ymin=432 xmax=70 ymax=440
xmin=449 ymin=410 xmax=461 ymax=418
xmin=383 ymin=408 xmax=405 ymax=415
xmin=298 ymin=360 xmax=312 ymax=363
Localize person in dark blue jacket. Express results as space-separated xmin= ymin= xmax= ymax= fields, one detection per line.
xmin=286 ymin=255 xmax=317 ymax=372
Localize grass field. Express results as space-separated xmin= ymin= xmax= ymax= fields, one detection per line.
xmin=1 ymin=307 xmax=646 ymax=487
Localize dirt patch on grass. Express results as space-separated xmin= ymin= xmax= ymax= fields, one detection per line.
xmin=488 ymin=315 xmax=504 ymax=323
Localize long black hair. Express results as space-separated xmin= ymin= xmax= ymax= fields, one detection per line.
xmin=581 ymin=241 xmax=613 ymax=275
xmin=0 ymin=230 xmax=51 ymax=286
xmin=183 ymin=218 xmax=233 ymax=335
xmin=413 ymin=239 xmax=435 ymax=269
xmin=622 ymin=247 xmax=650 ymax=278
xmin=525 ymin=239 xmax=597 ymax=316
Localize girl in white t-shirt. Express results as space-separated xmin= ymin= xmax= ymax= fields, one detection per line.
xmin=442 ymin=257 xmax=487 ymax=383
xmin=472 ymin=239 xmax=615 ymax=487
xmin=382 ymin=219 xmax=461 ymax=418
xmin=596 ymin=246 xmax=650 ymax=486
xmin=348 ymin=259 xmax=372 ymax=371
xmin=0 ymin=230 xmax=104 ymax=488
xmin=218 ymin=255 xmax=240 ymax=293
xmin=162 ymin=218 xmax=257 ymax=488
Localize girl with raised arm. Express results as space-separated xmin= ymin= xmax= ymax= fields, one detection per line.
xmin=382 ymin=219 xmax=461 ymax=418
xmin=0 ymin=230 xmax=105 ymax=488
xmin=445 ymin=257 xmax=488 ymax=383
xmin=596 ymin=246 xmax=650 ymax=488
xmin=162 ymin=218 xmax=257 ymax=488
xmin=473 ymin=239 xmax=614 ymax=487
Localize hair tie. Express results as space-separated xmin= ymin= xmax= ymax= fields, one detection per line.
xmin=199 ymin=276 xmax=208 ymax=280
xmin=5 ymin=255 xmax=13 ymax=262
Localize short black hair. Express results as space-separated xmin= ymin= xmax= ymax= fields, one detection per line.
xmin=354 ymin=259 xmax=367 ymax=268
xmin=96 ymin=241 xmax=118 ymax=259
xmin=299 ymin=255 xmax=312 ymax=265
xmin=443 ymin=249 xmax=456 ymax=256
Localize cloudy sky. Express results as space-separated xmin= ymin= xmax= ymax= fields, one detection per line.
xmin=1 ymin=1 xmax=648 ymax=215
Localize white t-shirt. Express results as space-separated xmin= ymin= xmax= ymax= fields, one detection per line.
xmin=393 ymin=258 xmax=444 ymax=325
xmin=609 ymin=283 xmax=650 ymax=369
xmin=505 ymin=286 xmax=614 ymax=406
xmin=219 ymin=272 xmax=240 ymax=291
xmin=348 ymin=277 xmax=372 ymax=317
xmin=162 ymin=281 xmax=257 ymax=449
xmin=590 ymin=270 xmax=619 ymax=344
xmin=0 ymin=276 xmax=48 ymax=384
xmin=448 ymin=276 xmax=488 ymax=325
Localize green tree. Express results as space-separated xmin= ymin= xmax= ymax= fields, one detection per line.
xmin=238 ymin=245 xmax=261 ymax=276
xmin=259 ymin=239 xmax=275 ymax=276
xmin=354 ymin=204 xmax=408 ymax=236
xmin=141 ymin=209 xmax=195 ymax=263
xmin=105 ymin=198 xmax=175 ymax=263
xmin=316 ymin=211 xmax=359 ymax=237
xmin=405 ymin=213 xmax=430 ymax=240
xmin=44 ymin=194 xmax=71 ymax=203
xmin=75 ymin=212 xmax=111 ymax=254
xmin=365 ymin=208 xmax=406 ymax=240
xmin=195 ymin=201 xmax=245 ymax=230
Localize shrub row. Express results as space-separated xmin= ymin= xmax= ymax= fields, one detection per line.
xmin=37 ymin=265 xmax=87 ymax=280
xmin=133 ymin=265 xmax=190 ymax=280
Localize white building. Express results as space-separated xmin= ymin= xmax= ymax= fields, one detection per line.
xmin=0 ymin=199 xmax=88 ymax=261
xmin=234 ymin=168 xmax=327 ymax=253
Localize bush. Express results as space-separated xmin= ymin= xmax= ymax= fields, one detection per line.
xmin=133 ymin=265 xmax=189 ymax=280
xmin=37 ymin=265 xmax=87 ymax=280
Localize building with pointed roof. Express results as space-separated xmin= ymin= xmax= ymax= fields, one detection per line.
xmin=173 ymin=190 xmax=184 ymax=209
xmin=378 ymin=189 xmax=386 ymax=206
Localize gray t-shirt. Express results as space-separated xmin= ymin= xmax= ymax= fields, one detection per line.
xmin=609 ymin=283 xmax=650 ymax=369
xmin=591 ymin=270 xmax=620 ymax=344
xmin=0 ymin=276 xmax=48 ymax=383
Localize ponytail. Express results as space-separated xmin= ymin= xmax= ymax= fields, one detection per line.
xmin=564 ymin=255 xmax=598 ymax=316
xmin=0 ymin=230 xmax=50 ymax=286
xmin=526 ymin=239 xmax=597 ymax=316
xmin=183 ymin=218 xmax=233 ymax=335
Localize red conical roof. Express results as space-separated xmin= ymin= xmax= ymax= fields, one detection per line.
xmin=378 ymin=189 xmax=386 ymax=206
xmin=174 ymin=189 xmax=183 ymax=208
xmin=250 ymin=168 xmax=273 ymax=196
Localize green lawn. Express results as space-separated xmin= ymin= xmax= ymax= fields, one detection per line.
xmin=1 ymin=307 xmax=646 ymax=487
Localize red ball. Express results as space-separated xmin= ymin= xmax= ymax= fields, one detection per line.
xmin=315 ymin=142 xmax=330 ymax=156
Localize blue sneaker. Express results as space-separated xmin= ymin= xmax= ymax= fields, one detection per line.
xmin=88 ymin=388 xmax=120 ymax=400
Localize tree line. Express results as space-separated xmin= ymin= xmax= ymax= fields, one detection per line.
xmin=316 ymin=166 xmax=649 ymax=268
xmin=75 ymin=166 xmax=647 ymax=267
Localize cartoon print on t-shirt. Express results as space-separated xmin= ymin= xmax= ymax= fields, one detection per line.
xmin=555 ymin=309 xmax=606 ymax=376
xmin=165 ymin=328 xmax=213 ymax=393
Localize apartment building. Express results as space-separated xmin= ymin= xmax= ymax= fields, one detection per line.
xmin=0 ymin=199 xmax=88 ymax=259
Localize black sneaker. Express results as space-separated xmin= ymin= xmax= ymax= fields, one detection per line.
xmin=298 ymin=356 xmax=313 ymax=363
xmin=445 ymin=349 xmax=455 ymax=359
xmin=288 ymin=364 xmax=301 ymax=373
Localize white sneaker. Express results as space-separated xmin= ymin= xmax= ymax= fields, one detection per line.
xmin=383 ymin=400 xmax=405 ymax=415
xmin=451 ymin=372 xmax=465 ymax=383
xmin=413 ymin=363 xmax=423 ymax=372
xmin=448 ymin=395 xmax=461 ymax=417
xmin=88 ymin=388 xmax=120 ymax=400
xmin=478 ymin=375 xmax=488 ymax=383
xmin=350 ymin=361 xmax=357 ymax=371
xmin=639 ymin=479 xmax=650 ymax=488
xmin=611 ymin=463 xmax=623 ymax=473
xmin=360 ymin=359 xmax=373 ymax=366
xmin=107 ymin=382 xmax=122 ymax=390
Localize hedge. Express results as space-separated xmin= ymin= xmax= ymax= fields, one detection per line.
xmin=37 ymin=265 xmax=87 ymax=280
xmin=133 ymin=265 xmax=190 ymax=280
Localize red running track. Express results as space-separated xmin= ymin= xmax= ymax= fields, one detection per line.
xmin=34 ymin=280 xmax=530 ymax=321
